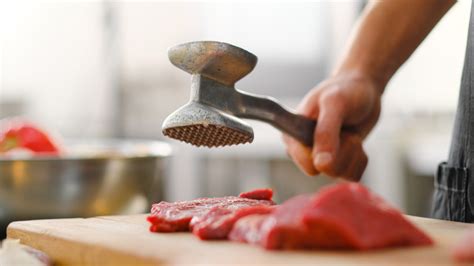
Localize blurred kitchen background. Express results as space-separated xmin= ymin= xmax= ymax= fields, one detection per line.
xmin=1 ymin=0 xmax=471 ymax=218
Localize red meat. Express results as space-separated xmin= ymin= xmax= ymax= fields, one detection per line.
xmin=229 ymin=183 xmax=433 ymax=250
xmin=191 ymin=205 xmax=274 ymax=240
xmin=230 ymin=194 xmax=314 ymax=249
xmin=301 ymin=183 xmax=433 ymax=249
xmin=239 ymin=188 xmax=273 ymax=200
xmin=147 ymin=189 xmax=274 ymax=233
xmin=228 ymin=214 xmax=271 ymax=245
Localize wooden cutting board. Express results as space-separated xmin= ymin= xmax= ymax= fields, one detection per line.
xmin=6 ymin=214 xmax=474 ymax=265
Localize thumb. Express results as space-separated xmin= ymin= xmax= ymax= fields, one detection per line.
xmin=312 ymin=96 xmax=344 ymax=171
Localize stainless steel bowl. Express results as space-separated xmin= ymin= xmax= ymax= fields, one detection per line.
xmin=0 ymin=139 xmax=171 ymax=222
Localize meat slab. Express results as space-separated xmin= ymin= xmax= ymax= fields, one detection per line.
xmin=147 ymin=189 xmax=274 ymax=234
xmin=229 ymin=183 xmax=433 ymax=250
xmin=229 ymin=194 xmax=314 ymax=248
xmin=191 ymin=205 xmax=274 ymax=240
xmin=148 ymin=183 xmax=433 ymax=251
xmin=229 ymin=213 xmax=271 ymax=245
xmin=238 ymin=188 xmax=273 ymax=200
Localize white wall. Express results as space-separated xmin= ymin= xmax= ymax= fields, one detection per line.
xmin=383 ymin=0 xmax=470 ymax=113
xmin=1 ymin=1 xmax=113 ymax=137
xmin=201 ymin=2 xmax=329 ymax=63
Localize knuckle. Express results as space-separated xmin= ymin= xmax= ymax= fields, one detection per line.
xmin=314 ymin=134 xmax=337 ymax=155
xmin=320 ymin=88 xmax=347 ymax=107
xmin=342 ymin=133 xmax=363 ymax=148
xmin=298 ymin=89 xmax=321 ymax=115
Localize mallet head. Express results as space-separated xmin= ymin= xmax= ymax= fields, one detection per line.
xmin=163 ymin=41 xmax=257 ymax=148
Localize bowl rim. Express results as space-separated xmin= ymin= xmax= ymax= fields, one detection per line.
xmin=0 ymin=138 xmax=172 ymax=161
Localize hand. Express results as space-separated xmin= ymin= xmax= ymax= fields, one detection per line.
xmin=283 ymin=71 xmax=382 ymax=181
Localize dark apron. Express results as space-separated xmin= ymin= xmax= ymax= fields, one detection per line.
xmin=432 ymin=2 xmax=474 ymax=222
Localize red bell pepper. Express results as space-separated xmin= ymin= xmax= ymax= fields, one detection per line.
xmin=0 ymin=122 xmax=61 ymax=155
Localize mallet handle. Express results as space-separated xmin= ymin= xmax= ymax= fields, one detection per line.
xmin=234 ymin=90 xmax=316 ymax=146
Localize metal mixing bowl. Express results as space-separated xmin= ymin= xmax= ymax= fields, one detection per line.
xmin=0 ymin=139 xmax=171 ymax=223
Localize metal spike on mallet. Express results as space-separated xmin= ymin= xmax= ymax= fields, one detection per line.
xmin=162 ymin=41 xmax=316 ymax=148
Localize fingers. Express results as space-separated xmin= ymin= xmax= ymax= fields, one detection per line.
xmin=312 ymin=93 xmax=345 ymax=172
xmin=319 ymin=133 xmax=368 ymax=181
xmin=283 ymin=88 xmax=322 ymax=176
xmin=296 ymin=87 xmax=321 ymax=117
xmin=336 ymin=134 xmax=368 ymax=181
xmin=310 ymin=92 xmax=367 ymax=181
xmin=284 ymin=126 xmax=367 ymax=180
xmin=283 ymin=134 xmax=319 ymax=176
xmin=284 ymin=84 xmax=369 ymax=180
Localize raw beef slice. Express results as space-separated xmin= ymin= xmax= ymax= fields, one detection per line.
xmin=301 ymin=183 xmax=433 ymax=249
xmin=229 ymin=214 xmax=270 ymax=245
xmin=191 ymin=205 xmax=274 ymax=240
xmin=229 ymin=194 xmax=315 ymax=249
xmin=239 ymin=188 xmax=273 ymax=200
xmin=147 ymin=189 xmax=274 ymax=233
xmin=230 ymin=183 xmax=433 ymax=250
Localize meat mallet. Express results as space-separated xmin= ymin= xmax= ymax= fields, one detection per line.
xmin=162 ymin=41 xmax=316 ymax=148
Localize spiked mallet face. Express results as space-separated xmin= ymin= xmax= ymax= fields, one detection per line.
xmin=162 ymin=101 xmax=254 ymax=148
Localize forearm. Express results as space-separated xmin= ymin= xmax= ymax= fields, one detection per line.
xmin=333 ymin=0 xmax=456 ymax=90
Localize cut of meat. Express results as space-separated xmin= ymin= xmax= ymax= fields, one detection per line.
xmin=147 ymin=189 xmax=274 ymax=233
xmin=148 ymin=197 xmax=274 ymax=233
xmin=191 ymin=205 xmax=274 ymax=240
xmin=228 ymin=214 xmax=270 ymax=245
xmin=239 ymin=189 xmax=273 ymax=201
xmin=259 ymin=194 xmax=315 ymax=249
xmin=148 ymin=184 xmax=433 ymax=251
xmin=230 ymin=194 xmax=314 ymax=249
xmin=229 ymin=183 xmax=433 ymax=250
xmin=301 ymin=183 xmax=433 ymax=249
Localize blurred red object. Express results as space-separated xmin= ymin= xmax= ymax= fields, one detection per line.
xmin=0 ymin=120 xmax=61 ymax=155
xmin=452 ymin=227 xmax=474 ymax=262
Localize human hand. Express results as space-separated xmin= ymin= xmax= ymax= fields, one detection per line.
xmin=283 ymin=71 xmax=383 ymax=181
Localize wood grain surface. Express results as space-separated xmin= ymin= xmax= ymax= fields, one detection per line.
xmin=6 ymin=214 xmax=474 ymax=265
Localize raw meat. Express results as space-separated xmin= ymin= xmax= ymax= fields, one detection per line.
xmin=147 ymin=189 xmax=274 ymax=233
xmin=230 ymin=183 xmax=433 ymax=250
xmin=191 ymin=205 xmax=274 ymax=240
xmin=239 ymin=189 xmax=273 ymax=201
xmin=230 ymin=195 xmax=314 ymax=249
xmin=301 ymin=183 xmax=433 ymax=249
xmin=452 ymin=228 xmax=474 ymax=262
xmin=228 ymin=214 xmax=270 ymax=245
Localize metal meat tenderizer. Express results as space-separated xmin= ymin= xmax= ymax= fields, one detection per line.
xmin=162 ymin=41 xmax=316 ymax=148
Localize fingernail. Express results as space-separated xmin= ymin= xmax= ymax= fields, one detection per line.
xmin=314 ymin=152 xmax=332 ymax=166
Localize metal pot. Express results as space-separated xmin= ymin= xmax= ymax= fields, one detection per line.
xmin=0 ymin=139 xmax=171 ymax=222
